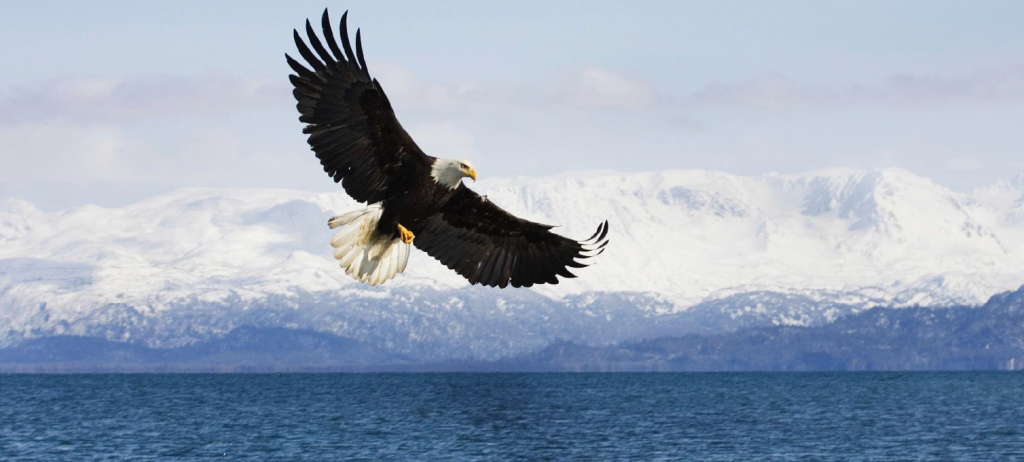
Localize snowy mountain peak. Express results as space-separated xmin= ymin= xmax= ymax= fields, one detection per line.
xmin=1 ymin=168 xmax=1023 ymax=350
xmin=0 ymin=197 xmax=42 ymax=242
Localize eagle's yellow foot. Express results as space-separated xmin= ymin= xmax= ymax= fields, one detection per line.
xmin=397 ymin=224 xmax=415 ymax=244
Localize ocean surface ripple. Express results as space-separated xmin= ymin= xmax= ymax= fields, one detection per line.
xmin=1 ymin=373 xmax=1022 ymax=461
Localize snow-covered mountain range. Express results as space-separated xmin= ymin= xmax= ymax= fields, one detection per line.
xmin=1 ymin=168 xmax=1023 ymax=358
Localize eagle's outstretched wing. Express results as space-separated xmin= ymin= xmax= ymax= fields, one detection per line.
xmin=413 ymin=185 xmax=609 ymax=288
xmin=287 ymin=9 xmax=427 ymax=204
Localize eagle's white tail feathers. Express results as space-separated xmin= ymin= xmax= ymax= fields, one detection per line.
xmin=327 ymin=204 xmax=411 ymax=286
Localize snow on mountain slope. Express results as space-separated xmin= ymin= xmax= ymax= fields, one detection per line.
xmin=1 ymin=168 xmax=1023 ymax=351
xmin=481 ymin=168 xmax=1024 ymax=305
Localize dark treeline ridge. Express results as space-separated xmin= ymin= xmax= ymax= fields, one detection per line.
xmin=2 ymin=287 xmax=1023 ymax=373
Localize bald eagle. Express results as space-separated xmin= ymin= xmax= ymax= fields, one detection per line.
xmin=287 ymin=9 xmax=609 ymax=287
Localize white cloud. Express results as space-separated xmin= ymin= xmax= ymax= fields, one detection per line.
xmin=0 ymin=123 xmax=130 ymax=186
xmin=0 ymin=121 xmax=300 ymax=191
xmin=687 ymin=74 xmax=836 ymax=110
xmin=0 ymin=64 xmax=659 ymax=133
xmin=572 ymin=66 xmax=655 ymax=111
xmin=372 ymin=63 xmax=465 ymax=113
xmin=685 ymin=68 xmax=1024 ymax=112
xmin=374 ymin=62 xmax=656 ymax=114
xmin=0 ymin=74 xmax=288 ymax=125
xmin=884 ymin=71 xmax=1024 ymax=105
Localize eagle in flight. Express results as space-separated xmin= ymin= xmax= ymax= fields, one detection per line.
xmin=287 ymin=9 xmax=609 ymax=287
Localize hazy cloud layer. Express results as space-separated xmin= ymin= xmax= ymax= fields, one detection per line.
xmin=372 ymin=64 xmax=657 ymax=113
xmin=0 ymin=74 xmax=289 ymax=125
xmin=0 ymin=64 xmax=656 ymax=127
xmin=4 ymin=65 xmax=1020 ymax=128
xmin=2 ymin=62 xmax=1023 ymax=209
xmin=686 ymin=68 xmax=1024 ymax=112
xmin=0 ymin=64 xmax=661 ymax=207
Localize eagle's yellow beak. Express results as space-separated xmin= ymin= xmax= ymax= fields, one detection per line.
xmin=466 ymin=168 xmax=477 ymax=182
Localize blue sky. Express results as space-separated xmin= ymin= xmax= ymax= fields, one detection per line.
xmin=2 ymin=0 xmax=1023 ymax=209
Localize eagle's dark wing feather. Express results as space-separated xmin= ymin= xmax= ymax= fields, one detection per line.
xmin=414 ymin=185 xmax=609 ymax=288
xmin=287 ymin=9 xmax=428 ymax=204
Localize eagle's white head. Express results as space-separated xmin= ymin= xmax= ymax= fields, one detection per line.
xmin=431 ymin=158 xmax=477 ymax=189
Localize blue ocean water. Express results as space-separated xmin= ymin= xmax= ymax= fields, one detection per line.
xmin=1 ymin=373 xmax=1022 ymax=461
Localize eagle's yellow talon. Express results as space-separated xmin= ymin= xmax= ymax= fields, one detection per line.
xmin=397 ymin=224 xmax=414 ymax=244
